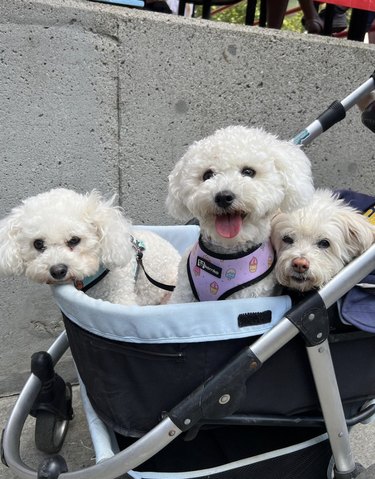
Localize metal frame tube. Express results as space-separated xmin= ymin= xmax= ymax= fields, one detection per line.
xmin=47 ymin=331 xmax=70 ymax=364
xmin=62 ymin=417 xmax=182 ymax=479
xmin=3 ymin=374 xmax=42 ymax=478
xmin=292 ymin=120 xmax=323 ymax=146
xmin=341 ymin=77 xmax=375 ymax=111
xmin=251 ymin=316 xmax=299 ymax=362
xmin=5 ymin=413 xmax=182 ymax=479
xmin=319 ymin=243 xmax=375 ymax=309
xmin=307 ymin=342 xmax=355 ymax=474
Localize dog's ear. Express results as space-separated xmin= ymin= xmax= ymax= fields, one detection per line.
xmin=0 ymin=208 xmax=25 ymax=275
xmin=85 ymin=191 xmax=133 ymax=268
xmin=270 ymin=211 xmax=286 ymax=252
xmin=166 ymin=158 xmax=192 ymax=221
xmin=273 ymin=141 xmax=315 ymax=212
xmin=336 ymin=206 xmax=375 ymax=259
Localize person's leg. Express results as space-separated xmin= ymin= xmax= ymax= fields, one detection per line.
xmin=266 ymin=0 xmax=289 ymax=29
xmin=347 ymin=8 xmax=369 ymax=41
xmin=369 ymin=20 xmax=375 ymax=43
xmin=367 ymin=12 xmax=375 ymax=42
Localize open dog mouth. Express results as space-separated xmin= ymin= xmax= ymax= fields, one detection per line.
xmin=290 ymin=274 xmax=309 ymax=284
xmin=46 ymin=277 xmax=73 ymax=285
xmin=46 ymin=280 xmax=69 ymax=285
xmin=215 ymin=212 xmax=247 ymax=239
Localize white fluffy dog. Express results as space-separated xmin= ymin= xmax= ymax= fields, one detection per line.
xmin=0 ymin=188 xmax=180 ymax=306
xmin=271 ymin=189 xmax=375 ymax=293
xmin=166 ymin=125 xmax=314 ymax=302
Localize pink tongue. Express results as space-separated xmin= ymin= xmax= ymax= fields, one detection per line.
xmin=215 ymin=214 xmax=243 ymax=238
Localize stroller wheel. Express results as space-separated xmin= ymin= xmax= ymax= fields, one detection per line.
xmin=34 ymin=384 xmax=72 ymax=454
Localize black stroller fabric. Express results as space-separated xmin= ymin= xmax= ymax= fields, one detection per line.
xmin=64 ymin=314 xmax=375 ymax=438
xmin=116 ymin=425 xmax=332 ymax=477
xmin=337 ymin=190 xmax=375 ymax=332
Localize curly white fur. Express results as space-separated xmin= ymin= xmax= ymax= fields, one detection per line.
xmin=0 ymin=188 xmax=180 ymax=306
xmin=271 ymin=189 xmax=375 ymax=292
xmin=166 ymin=125 xmax=314 ymax=303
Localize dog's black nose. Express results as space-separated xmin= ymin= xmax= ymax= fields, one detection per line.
xmin=50 ymin=264 xmax=68 ymax=280
xmin=215 ymin=190 xmax=235 ymax=209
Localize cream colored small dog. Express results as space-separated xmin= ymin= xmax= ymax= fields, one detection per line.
xmin=166 ymin=125 xmax=314 ymax=303
xmin=0 ymin=188 xmax=180 ymax=305
xmin=271 ymin=189 xmax=375 ymax=292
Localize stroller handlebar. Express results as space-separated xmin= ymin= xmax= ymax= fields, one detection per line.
xmin=293 ymin=74 xmax=375 ymax=146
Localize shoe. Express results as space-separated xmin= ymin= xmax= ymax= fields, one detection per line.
xmin=303 ymin=18 xmax=324 ymax=34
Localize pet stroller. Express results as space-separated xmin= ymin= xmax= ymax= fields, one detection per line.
xmin=2 ymin=73 xmax=375 ymax=479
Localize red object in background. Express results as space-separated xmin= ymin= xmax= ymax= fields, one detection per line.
xmin=314 ymin=0 xmax=375 ymax=12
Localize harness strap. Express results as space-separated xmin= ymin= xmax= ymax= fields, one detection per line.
xmin=136 ymin=257 xmax=175 ymax=292
xmin=130 ymin=235 xmax=175 ymax=292
xmin=75 ymin=268 xmax=110 ymax=292
xmin=76 ymin=235 xmax=176 ymax=294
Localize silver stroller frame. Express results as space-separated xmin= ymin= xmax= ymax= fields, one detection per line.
xmin=2 ymin=72 xmax=375 ymax=479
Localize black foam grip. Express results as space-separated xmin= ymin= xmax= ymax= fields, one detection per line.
xmin=317 ymin=100 xmax=346 ymax=132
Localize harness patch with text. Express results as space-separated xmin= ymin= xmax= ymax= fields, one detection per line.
xmin=196 ymin=256 xmax=222 ymax=278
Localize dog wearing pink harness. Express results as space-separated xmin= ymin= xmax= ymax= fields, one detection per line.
xmin=166 ymin=126 xmax=314 ymax=303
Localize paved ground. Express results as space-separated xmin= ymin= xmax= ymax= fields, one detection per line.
xmin=1 ymin=385 xmax=375 ymax=478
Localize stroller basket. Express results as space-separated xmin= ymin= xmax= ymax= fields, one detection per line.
xmin=61 ymin=279 xmax=375 ymax=439
xmin=55 ymin=225 xmax=375 ymax=479
xmin=3 ymin=73 xmax=375 ymax=479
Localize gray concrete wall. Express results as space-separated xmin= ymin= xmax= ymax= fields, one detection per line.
xmin=0 ymin=0 xmax=374 ymax=395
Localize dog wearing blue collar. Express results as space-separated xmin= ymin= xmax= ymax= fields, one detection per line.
xmin=0 ymin=188 xmax=180 ymax=306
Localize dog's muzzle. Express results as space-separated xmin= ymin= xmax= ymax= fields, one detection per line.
xmin=50 ymin=264 xmax=68 ymax=280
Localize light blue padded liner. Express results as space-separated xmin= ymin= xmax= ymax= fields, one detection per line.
xmin=52 ymin=225 xmax=292 ymax=344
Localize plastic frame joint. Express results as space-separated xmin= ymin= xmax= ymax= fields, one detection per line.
xmin=285 ymin=291 xmax=330 ymax=347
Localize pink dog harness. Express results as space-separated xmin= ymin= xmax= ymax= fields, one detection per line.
xmin=187 ymin=237 xmax=275 ymax=301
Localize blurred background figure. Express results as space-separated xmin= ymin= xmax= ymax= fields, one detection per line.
xmin=266 ymin=0 xmax=349 ymax=34
xmin=267 ymin=0 xmax=323 ymax=32
xmin=168 ymin=0 xmax=194 ymax=15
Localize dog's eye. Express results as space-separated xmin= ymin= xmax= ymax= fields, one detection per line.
xmin=282 ymin=235 xmax=294 ymax=245
xmin=202 ymin=169 xmax=215 ymax=181
xmin=67 ymin=236 xmax=81 ymax=248
xmin=33 ymin=239 xmax=45 ymax=251
xmin=317 ymin=239 xmax=330 ymax=249
xmin=241 ymin=167 xmax=256 ymax=178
